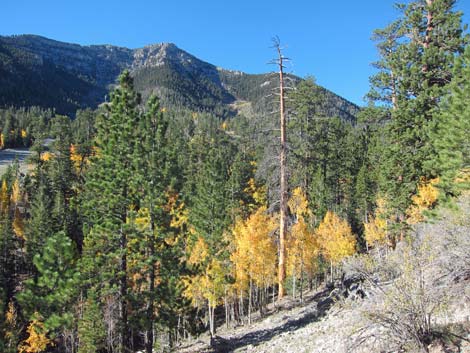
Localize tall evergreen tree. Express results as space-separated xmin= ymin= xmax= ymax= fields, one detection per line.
xmin=372 ymin=0 xmax=467 ymax=227
xmin=81 ymin=70 xmax=141 ymax=353
xmin=426 ymin=45 xmax=470 ymax=196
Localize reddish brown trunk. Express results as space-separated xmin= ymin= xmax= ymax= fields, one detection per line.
xmin=277 ymin=43 xmax=288 ymax=300
xmin=424 ymin=0 xmax=434 ymax=49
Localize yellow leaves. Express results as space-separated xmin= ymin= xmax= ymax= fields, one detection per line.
xmin=21 ymin=129 xmax=28 ymax=139
xmin=287 ymin=187 xmax=319 ymax=277
xmin=231 ymin=206 xmax=277 ymax=291
xmin=13 ymin=207 xmax=25 ymax=239
xmin=317 ymin=211 xmax=356 ymax=266
xmin=70 ymin=144 xmax=83 ymax=172
xmin=40 ymin=152 xmax=53 ymax=162
xmin=0 ymin=133 xmax=4 ymax=149
xmin=4 ymin=301 xmax=19 ymax=343
xmin=364 ymin=197 xmax=389 ymax=248
xmin=133 ymin=207 xmax=150 ymax=230
xmin=406 ymin=177 xmax=439 ymax=224
xmin=5 ymin=301 xmax=16 ymax=325
xmin=9 ymin=178 xmax=25 ymax=239
xmin=11 ymin=178 xmax=20 ymax=205
xmin=413 ymin=177 xmax=439 ymax=208
xmin=288 ymin=187 xmax=311 ymax=219
xmin=183 ymin=257 xmax=226 ymax=308
xmin=243 ymin=177 xmax=267 ymax=208
xmin=165 ymin=190 xmax=188 ymax=229
xmin=188 ymin=236 xmax=209 ymax=266
xmin=0 ymin=180 xmax=9 ymax=215
xmin=205 ymin=258 xmax=226 ymax=305
xmin=161 ymin=107 xmax=167 ymax=113
xmin=287 ymin=216 xmax=319 ymax=277
xmin=18 ymin=317 xmax=53 ymax=353
xmin=221 ymin=121 xmax=228 ymax=130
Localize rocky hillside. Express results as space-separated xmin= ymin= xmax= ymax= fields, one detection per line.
xmin=176 ymin=192 xmax=470 ymax=353
xmin=0 ymin=35 xmax=359 ymax=119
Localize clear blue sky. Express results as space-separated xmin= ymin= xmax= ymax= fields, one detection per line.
xmin=2 ymin=0 xmax=470 ymax=106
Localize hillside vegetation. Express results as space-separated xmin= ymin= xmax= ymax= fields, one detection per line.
xmin=0 ymin=1 xmax=469 ymax=353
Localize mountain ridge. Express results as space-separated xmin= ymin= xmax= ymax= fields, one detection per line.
xmin=0 ymin=34 xmax=359 ymax=120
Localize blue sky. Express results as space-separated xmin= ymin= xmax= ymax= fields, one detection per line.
xmin=2 ymin=0 xmax=470 ymax=106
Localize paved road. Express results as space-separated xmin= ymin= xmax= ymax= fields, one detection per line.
xmin=0 ymin=148 xmax=32 ymax=176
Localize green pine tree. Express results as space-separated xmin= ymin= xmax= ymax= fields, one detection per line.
xmin=81 ymin=70 xmax=141 ymax=353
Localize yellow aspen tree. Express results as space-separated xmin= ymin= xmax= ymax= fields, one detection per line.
xmin=230 ymin=206 xmax=277 ymax=322
xmin=10 ymin=178 xmax=25 ymax=239
xmin=70 ymin=144 xmax=83 ymax=173
xmin=183 ymin=236 xmax=226 ymax=337
xmin=40 ymin=152 xmax=53 ymax=162
xmin=317 ymin=211 xmax=356 ymax=281
xmin=4 ymin=301 xmax=21 ymax=352
xmin=406 ymin=177 xmax=439 ymax=224
xmin=287 ymin=187 xmax=319 ymax=301
xmin=10 ymin=178 xmax=20 ymax=206
xmin=364 ymin=197 xmax=389 ymax=249
xmin=0 ymin=180 xmax=9 ymax=215
xmin=18 ymin=317 xmax=53 ymax=353
xmin=12 ymin=207 xmax=25 ymax=239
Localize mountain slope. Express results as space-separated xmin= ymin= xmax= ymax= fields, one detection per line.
xmin=176 ymin=192 xmax=470 ymax=353
xmin=0 ymin=35 xmax=359 ymax=119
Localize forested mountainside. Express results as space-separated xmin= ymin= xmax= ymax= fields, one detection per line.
xmin=0 ymin=35 xmax=359 ymax=118
xmin=0 ymin=1 xmax=469 ymax=353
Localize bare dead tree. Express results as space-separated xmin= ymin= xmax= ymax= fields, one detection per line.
xmin=270 ymin=37 xmax=289 ymax=299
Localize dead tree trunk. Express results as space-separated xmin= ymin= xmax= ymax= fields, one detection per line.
xmin=273 ymin=37 xmax=288 ymax=300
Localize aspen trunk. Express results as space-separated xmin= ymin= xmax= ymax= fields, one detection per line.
xmin=248 ymin=279 xmax=253 ymax=325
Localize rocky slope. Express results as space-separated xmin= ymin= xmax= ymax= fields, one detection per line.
xmin=0 ymin=35 xmax=359 ymax=119
xmin=175 ymin=193 xmax=470 ymax=353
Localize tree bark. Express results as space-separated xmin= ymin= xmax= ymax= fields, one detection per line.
xmin=275 ymin=39 xmax=288 ymax=300
xmin=118 ymin=224 xmax=129 ymax=353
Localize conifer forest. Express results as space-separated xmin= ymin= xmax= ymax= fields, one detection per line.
xmin=0 ymin=1 xmax=469 ymax=352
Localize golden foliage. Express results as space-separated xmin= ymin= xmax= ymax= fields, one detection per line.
xmin=287 ymin=188 xmax=319 ymax=277
xmin=0 ymin=133 xmax=4 ymax=149
xmin=21 ymin=129 xmax=28 ymax=139
xmin=165 ymin=190 xmax=188 ymax=229
xmin=188 ymin=236 xmax=209 ymax=266
xmin=364 ymin=198 xmax=388 ymax=248
xmin=5 ymin=301 xmax=17 ymax=340
xmin=5 ymin=301 xmax=16 ymax=325
xmin=243 ymin=177 xmax=267 ymax=209
xmin=317 ymin=211 xmax=356 ymax=266
xmin=0 ymin=180 xmax=9 ymax=215
xmin=183 ymin=258 xmax=226 ymax=308
xmin=18 ymin=317 xmax=53 ymax=353
xmin=13 ymin=207 xmax=25 ymax=239
xmin=287 ymin=216 xmax=319 ymax=278
xmin=230 ymin=206 xmax=277 ymax=291
xmin=70 ymin=144 xmax=83 ymax=172
xmin=406 ymin=177 xmax=439 ymax=224
xmin=10 ymin=178 xmax=20 ymax=205
xmin=40 ymin=152 xmax=53 ymax=162
xmin=288 ymin=187 xmax=311 ymax=218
